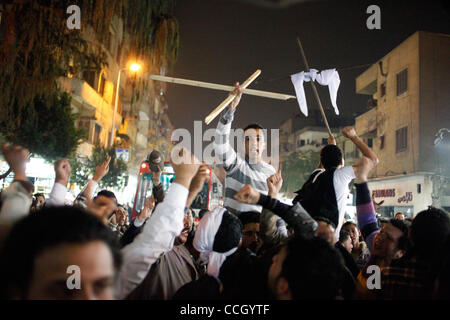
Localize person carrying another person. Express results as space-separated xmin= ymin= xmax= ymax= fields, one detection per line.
xmin=214 ymin=83 xmax=276 ymax=216
xmin=293 ymin=126 xmax=378 ymax=241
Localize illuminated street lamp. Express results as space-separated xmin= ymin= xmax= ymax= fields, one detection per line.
xmin=110 ymin=62 xmax=142 ymax=147
xmin=129 ymin=63 xmax=142 ymax=72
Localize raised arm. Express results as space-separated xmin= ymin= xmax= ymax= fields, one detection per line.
xmin=342 ymin=126 xmax=378 ymax=166
xmin=115 ymin=149 xmax=200 ymax=299
xmin=214 ymin=83 xmax=242 ymax=171
xmin=46 ymin=159 xmax=71 ymax=207
xmin=354 ymin=157 xmax=379 ymax=253
xmin=260 ymin=166 xmax=288 ymax=245
xmin=234 ymin=182 xmax=317 ymax=239
xmin=186 ymin=164 xmax=210 ymax=208
xmin=74 ymin=156 xmax=110 ymax=208
xmin=0 ymin=143 xmax=33 ymax=227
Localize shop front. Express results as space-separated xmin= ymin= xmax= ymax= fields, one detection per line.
xmin=368 ymin=173 xmax=438 ymax=218
xmin=0 ymin=157 xmax=55 ymax=196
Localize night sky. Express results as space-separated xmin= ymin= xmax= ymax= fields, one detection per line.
xmin=167 ymin=0 xmax=450 ymax=136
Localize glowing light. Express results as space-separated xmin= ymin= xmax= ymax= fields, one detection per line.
xmin=130 ymin=63 xmax=141 ymax=72
xmin=141 ymin=163 xmax=147 ymax=169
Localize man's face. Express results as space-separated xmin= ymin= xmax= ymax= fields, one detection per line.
xmin=342 ymin=224 xmax=360 ymax=249
xmin=372 ymin=222 xmax=405 ymax=260
xmin=342 ymin=237 xmax=353 ymax=253
xmin=115 ymin=207 xmax=128 ymax=226
xmin=26 ymin=241 xmax=115 ymax=300
xmin=244 ymin=128 xmax=265 ymax=163
xmin=36 ymin=196 xmax=45 ymax=209
xmin=94 ymin=196 xmax=117 ymax=218
xmin=242 ymin=222 xmax=261 ymax=253
xmin=315 ymin=221 xmax=335 ymax=244
xmin=176 ymin=213 xmax=193 ymax=245
xmin=268 ymin=245 xmax=288 ymax=296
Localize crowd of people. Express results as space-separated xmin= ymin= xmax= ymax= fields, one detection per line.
xmin=0 ymin=84 xmax=449 ymax=301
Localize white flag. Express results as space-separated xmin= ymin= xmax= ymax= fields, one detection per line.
xmin=291 ymin=68 xmax=340 ymax=116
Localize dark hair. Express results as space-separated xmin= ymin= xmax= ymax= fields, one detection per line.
xmin=315 ymin=216 xmax=336 ymax=230
xmin=320 ymin=145 xmax=343 ymax=170
xmin=436 ymin=235 xmax=450 ymax=299
xmin=338 ymin=229 xmax=351 ymax=244
xmin=342 ymin=221 xmax=357 ymax=229
xmin=34 ymin=193 xmax=45 ymax=200
xmin=282 ymin=236 xmax=345 ymax=299
xmin=389 ymin=218 xmax=410 ymax=251
xmin=238 ymin=211 xmax=260 ymax=227
xmin=410 ymin=208 xmax=450 ymax=260
xmin=213 ymin=211 xmax=243 ymax=253
xmin=0 ymin=206 xmax=122 ymax=299
xmin=94 ymin=190 xmax=117 ymax=204
xmin=244 ymin=123 xmax=264 ymax=132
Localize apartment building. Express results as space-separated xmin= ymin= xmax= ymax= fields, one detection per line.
xmin=355 ymin=31 xmax=450 ymax=216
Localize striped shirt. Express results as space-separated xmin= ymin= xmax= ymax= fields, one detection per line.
xmin=215 ymin=107 xmax=276 ymax=214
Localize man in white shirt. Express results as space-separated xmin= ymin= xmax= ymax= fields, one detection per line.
xmin=294 ymin=126 xmax=378 ymax=241
xmin=115 ymin=148 xmax=202 ymax=299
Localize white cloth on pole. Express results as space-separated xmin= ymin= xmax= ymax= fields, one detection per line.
xmin=290 ymin=68 xmax=340 ymax=116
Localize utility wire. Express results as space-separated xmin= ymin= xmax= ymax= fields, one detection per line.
xmin=254 ymin=62 xmax=373 ymax=85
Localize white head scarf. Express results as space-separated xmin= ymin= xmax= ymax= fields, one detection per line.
xmin=193 ymin=207 xmax=239 ymax=279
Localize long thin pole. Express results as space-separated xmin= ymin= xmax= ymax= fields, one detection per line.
xmin=205 ymin=70 xmax=261 ymax=125
xmin=296 ymin=37 xmax=333 ymax=137
xmin=149 ymin=74 xmax=295 ymax=101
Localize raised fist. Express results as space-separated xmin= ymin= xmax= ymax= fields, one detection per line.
xmin=234 ymin=184 xmax=260 ymax=205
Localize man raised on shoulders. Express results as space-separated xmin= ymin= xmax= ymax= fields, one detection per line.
xmin=214 ymin=83 xmax=276 ymax=216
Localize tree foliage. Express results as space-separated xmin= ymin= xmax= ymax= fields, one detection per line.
xmin=0 ymin=0 xmax=179 ymax=160
xmin=281 ymin=150 xmax=320 ymax=196
xmin=0 ymin=91 xmax=86 ymax=161
xmin=70 ymin=146 xmax=128 ymax=191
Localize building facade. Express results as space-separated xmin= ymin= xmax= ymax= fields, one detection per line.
xmin=355 ymin=31 xmax=450 ymax=216
xmin=57 ymin=13 xmax=177 ymax=202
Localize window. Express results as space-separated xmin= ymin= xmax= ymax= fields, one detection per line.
xmin=298 ymin=139 xmax=305 ymax=147
xmin=93 ymin=123 xmax=102 ymax=145
xmin=99 ymin=75 xmax=106 ymax=97
xmin=83 ymin=71 xmax=96 ymax=89
xmin=396 ymin=69 xmax=408 ymax=96
xmin=367 ymin=138 xmax=373 ymax=148
xmin=322 ymin=138 xmax=328 ymax=145
xmin=396 ymin=126 xmax=408 ymax=153
xmin=380 ymin=135 xmax=385 ymax=149
xmin=380 ymin=82 xmax=386 ymax=97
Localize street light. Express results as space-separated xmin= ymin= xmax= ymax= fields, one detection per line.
xmin=110 ymin=63 xmax=142 ymax=147
xmin=129 ymin=63 xmax=141 ymax=72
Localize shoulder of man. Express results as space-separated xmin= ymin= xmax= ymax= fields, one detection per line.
xmin=333 ymin=165 xmax=355 ymax=181
xmin=262 ymin=161 xmax=276 ymax=174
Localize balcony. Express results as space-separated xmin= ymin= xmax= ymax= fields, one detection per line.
xmin=356 ymin=63 xmax=377 ymax=95
xmin=59 ymin=77 xmax=122 ymax=131
xmin=355 ymin=107 xmax=378 ymax=136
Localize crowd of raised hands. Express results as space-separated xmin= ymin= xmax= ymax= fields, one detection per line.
xmin=0 ymin=142 xmax=448 ymax=301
